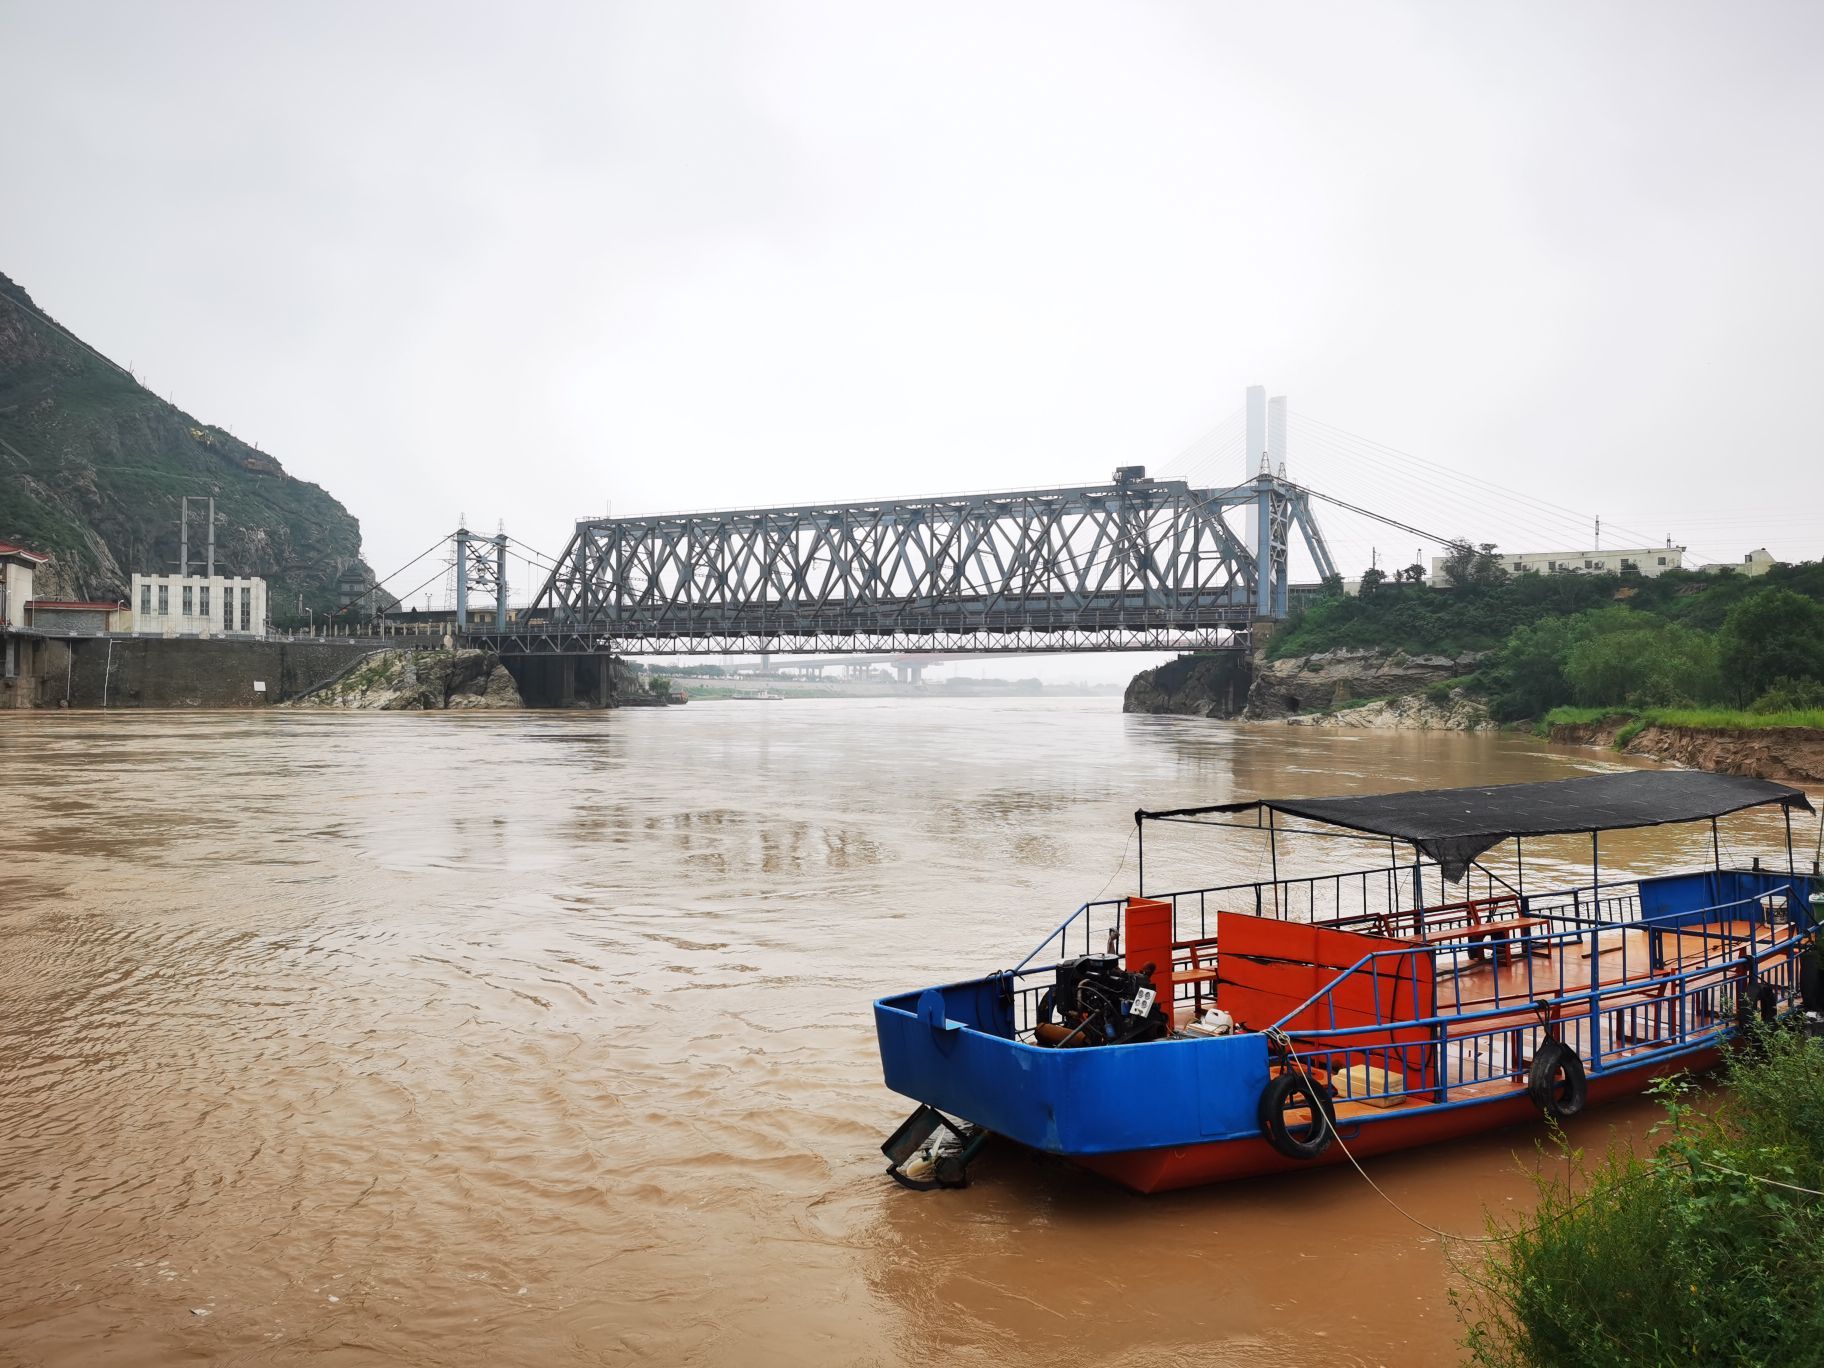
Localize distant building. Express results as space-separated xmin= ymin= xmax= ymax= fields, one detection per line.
xmin=1431 ymin=543 xmax=1687 ymax=583
xmin=127 ymin=572 xmax=268 ymax=636
xmin=0 ymin=541 xmax=54 ymax=707
xmin=25 ymin=599 xmax=128 ymax=633
xmin=0 ymin=541 xmax=51 ymax=628
xmin=1696 ymin=548 xmax=1778 ymax=578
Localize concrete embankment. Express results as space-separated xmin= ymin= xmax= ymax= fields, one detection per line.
xmin=36 ymin=636 xmax=377 ymax=708
xmin=1549 ymin=720 xmax=1824 ymax=787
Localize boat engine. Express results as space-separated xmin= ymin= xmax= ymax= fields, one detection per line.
xmin=1035 ymin=954 xmax=1169 ymax=1047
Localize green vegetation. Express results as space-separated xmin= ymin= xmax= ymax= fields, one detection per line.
xmin=0 ymin=270 xmax=367 ymax=610
xmin=1275 ymin=554 xmax=1824 ymax=729
xmin=1459 ymin=1028 xmax=1824 ymax=1367
xmin=1541 ymin=704 xmax=1824 ymax=738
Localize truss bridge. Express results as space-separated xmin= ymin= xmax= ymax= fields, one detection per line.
xmin=468 ymin=467 xmax=1335 ymax=657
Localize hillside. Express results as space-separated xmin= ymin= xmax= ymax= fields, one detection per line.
xmin=1126 ymin=559 xmax=1824 ymax=731
xmin=0 ymin=270 xmax=372 ymax=613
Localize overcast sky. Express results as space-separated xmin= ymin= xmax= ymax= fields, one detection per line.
xmin=2 ymin=2 xmax=1820 ymax=680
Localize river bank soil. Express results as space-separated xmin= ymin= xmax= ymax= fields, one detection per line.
xmin=1549 ymin=718 xmax=1824 ymax=787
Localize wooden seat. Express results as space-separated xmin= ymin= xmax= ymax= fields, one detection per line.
xmin=1420 ymin=915 xmax=1550 ymax=965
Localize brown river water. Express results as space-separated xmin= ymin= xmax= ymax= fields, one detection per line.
xmin=2 ymin=699 xmax=1814 ymax=1368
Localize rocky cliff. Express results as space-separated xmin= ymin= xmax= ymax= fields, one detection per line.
xmin=1284 ymin=689 xmax=1492 ymax=731
xmin=1123 ymin=646 xmax=1486 ymax=725
xmin=1244 ymin=647 xmax=1484 ymax=720
xmin=1123 ymin=651 xmax=1253 ymax=717
xmin=0 ymin=270 xmax=374 ymax=610
xmin=292 ymin=649 xmax=522 ymax=710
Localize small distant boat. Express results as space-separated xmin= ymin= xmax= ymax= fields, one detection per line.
xmin=730 ymin=689 xmax=785 ymax=701
xmin=874 ymin=771 xmax=1818 ymax=1193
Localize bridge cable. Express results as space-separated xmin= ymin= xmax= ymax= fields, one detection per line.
xmin=1286 ymin=482 xmax=1458 ymax=548
xmin=330 ymin=534 xmax=458 ymax=617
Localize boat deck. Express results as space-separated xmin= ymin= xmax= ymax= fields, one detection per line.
xmin=1248 ymin=918 xmax=1780 ymax=1120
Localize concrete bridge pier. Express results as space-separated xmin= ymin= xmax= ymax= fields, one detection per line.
xmin=894 ymin=663 xmax=924 ymax=685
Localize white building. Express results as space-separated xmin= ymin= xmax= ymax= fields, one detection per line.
xmin=128 ymin=573 xmax=268 ymax=637
xmin=1697 ymin=548 xmax=1777 ymax=578
xmin=1431 ymin=543 xmax=1687 ymax=583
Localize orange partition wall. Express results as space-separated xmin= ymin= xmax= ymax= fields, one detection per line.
xmin=1124 ymin=897 xmax=1175 ymax=1011
xmin=1214 ymin=911 xmax=1438 ymax=1096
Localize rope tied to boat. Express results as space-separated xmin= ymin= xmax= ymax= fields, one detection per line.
xmin=1263 ymin=1030 xmax=1824 ymax=1244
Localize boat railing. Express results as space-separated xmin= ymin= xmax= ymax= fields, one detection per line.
xmin=1273 ymin=887 xmax=1803 ymax=1109
xmin=1013 ymin=895 xmax=1131 ymax=975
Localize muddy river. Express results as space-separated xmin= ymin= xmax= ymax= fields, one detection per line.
xmin=1 ymin=699 xmax=1810 ymax=1366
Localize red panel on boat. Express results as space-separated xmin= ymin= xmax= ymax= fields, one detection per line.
xmin=1214 ymin=911 xmax=1439 ymax=1098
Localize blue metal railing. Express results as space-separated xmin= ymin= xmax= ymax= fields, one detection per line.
xmin=1272 ymin=887 xmax=1803 ymax=1109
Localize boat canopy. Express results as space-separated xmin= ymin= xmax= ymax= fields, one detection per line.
xmin=1140 ymin=770 xmax=1814 ymax=881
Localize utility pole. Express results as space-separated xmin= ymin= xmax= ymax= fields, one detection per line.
xmin=206 ymin=496 xmax=215 ymax=578
xmin=178 ymin=499 xmax=189 ymax=578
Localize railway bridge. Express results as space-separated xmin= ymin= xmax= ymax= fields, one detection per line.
xmin=459 ymin=465 xmax=1336 ymax=659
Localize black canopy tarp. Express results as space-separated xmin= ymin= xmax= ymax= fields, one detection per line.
xmin=1140 ymin=770 xmax=1814 ymax=883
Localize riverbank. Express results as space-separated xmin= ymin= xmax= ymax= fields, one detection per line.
xmin=1544 ymin=706 xmax=1824 ymax=786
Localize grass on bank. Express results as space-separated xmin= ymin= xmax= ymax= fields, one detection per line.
xmin=1539 ymin=705 xmax=1824 ymax=742
xmin=1456 ymin=1027 xmax=1824 ymax=1367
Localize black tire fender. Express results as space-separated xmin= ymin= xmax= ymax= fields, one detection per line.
xmin=1036 ymin=987 xmax=1057 ymax=1024
xmin=1527 ymin=1040 xmax=1588 ymax=1119
xmin=1756 ymin=981 xmax=1778 ymax=1023
xmin=1258 ymin=1069 xmax=1336 ymax=1160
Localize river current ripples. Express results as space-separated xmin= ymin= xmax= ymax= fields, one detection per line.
xmin=1 ymin=699 xmax=1806 ymax=1366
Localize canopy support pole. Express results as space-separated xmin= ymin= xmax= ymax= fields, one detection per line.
xmin=1516 ymin=836 xmax=1526 ymax=900
xmin=1136 ymin=813 xmax=1145 ymax=897
xmin=1711 ymin=817 xmax=1721 ymax=873
xmin=1591 ymin=831 xmax=1601 ymax=915
xmin=1785 ymin=805 xmax=1795 ymax=878
xmin=1268 ymin=809 xmax=1280 ymax=917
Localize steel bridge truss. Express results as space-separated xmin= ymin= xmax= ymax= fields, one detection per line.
xmin=498 ymin=474 xmax=1334 ymax=655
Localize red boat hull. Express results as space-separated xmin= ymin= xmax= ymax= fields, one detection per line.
xmin=1072 ymin=1047 xmax=1718 ymax=1194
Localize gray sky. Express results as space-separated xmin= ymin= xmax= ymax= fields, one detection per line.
xmin=3 ymin=2 xmax=1820 ymax=680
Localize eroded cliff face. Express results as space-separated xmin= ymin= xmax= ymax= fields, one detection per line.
xmin=1124 ymin=646 xmax=1489 ymax=725
xmin=1551 ymin=720 xmax=1824 ymax=787
xmin=1123 ymin=652 xmax=1253 ymax=717
xmin=1283 ymin=690 xmax=1491 ymax=731
xmin=291 ymin=649 xmax=522 ymax=710
xmin=1244 ymin=648 xmax=1484 ymax=720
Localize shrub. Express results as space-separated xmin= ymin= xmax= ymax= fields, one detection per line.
xmin=1458 ymin=1031 xmax=1824 ymax=1367
xmin=1749 ymin=677 xmax=1824 ymax=714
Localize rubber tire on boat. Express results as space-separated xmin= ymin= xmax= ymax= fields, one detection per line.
xmin=1258 ymin=1070 xmax=1336 ymax=1161
xmin=1527 ymin=1040 xmax=1588 ymax=1120
xmin=1756 ymin=982 xmax=1778 ymax=1023
xmin=1036 ymin=988 xmax=1057 ymax=1024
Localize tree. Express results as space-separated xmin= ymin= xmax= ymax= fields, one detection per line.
xmin=1719 ymin=587 xmax=1824 ymax=702
xmin=1442 ymin=539 xmax=1509 ymax=589
xmin=1563 ymin=622 xmax=1721 ymax=708
xmin=1357 ymin=565 xmax=1387 ymax=597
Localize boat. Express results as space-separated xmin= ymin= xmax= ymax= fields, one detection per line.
xmin=873 ymin=771 xmax=1819 ymax=1193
